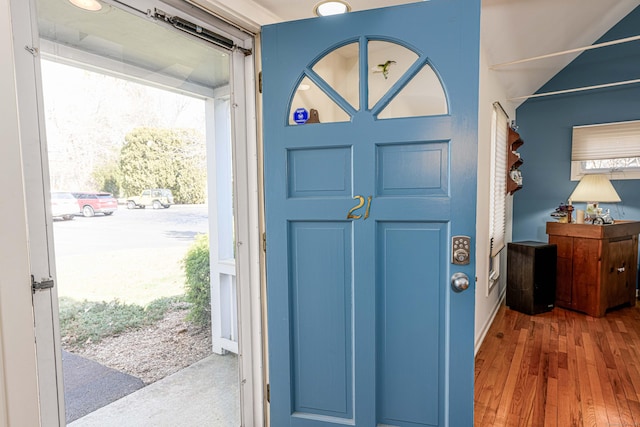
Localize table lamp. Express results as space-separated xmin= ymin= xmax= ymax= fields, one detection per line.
xmin=568 ymin=174 xmax=621 ymax=223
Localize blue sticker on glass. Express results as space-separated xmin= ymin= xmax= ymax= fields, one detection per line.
xmin=293 ymin=108 xmax=309 ymax=124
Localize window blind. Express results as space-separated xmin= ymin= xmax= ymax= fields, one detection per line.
xmin=572 ymin=120 xmax=640 ymax=161
xmin=489 ymin=102 xmax=508 ymax=258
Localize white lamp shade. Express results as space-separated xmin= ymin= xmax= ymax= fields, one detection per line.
xmin=569 ymin=174 xmax=621 ymax=203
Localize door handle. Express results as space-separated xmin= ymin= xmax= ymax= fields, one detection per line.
xmin=451 ymin=272 xmax=470 ymax=293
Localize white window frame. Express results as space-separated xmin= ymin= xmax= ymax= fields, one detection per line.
xmin=488 ymin=102 xmax=509 ymax=293
xmin=571 ymin=119 xmax=640 ymax=180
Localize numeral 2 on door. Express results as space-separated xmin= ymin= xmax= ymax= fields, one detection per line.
xmin=347 ymin=195 xmax=373 ymax=220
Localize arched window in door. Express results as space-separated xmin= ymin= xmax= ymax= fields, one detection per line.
xmin=288 ymin=38 xmax=448 ymax=125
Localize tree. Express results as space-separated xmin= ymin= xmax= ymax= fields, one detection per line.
xmin=119 ymin=127 xmax=206 ymax=204
xmin=92 ymin=160 xmax=122 ymax=197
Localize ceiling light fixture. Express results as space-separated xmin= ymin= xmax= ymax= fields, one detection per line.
xmin=68 ymin=0 xmax=103 ymax=12
xmin=314 ymin=0 xmax=351 ymax=17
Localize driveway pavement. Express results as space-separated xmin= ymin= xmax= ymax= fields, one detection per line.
xmin=63 ymin=351 xmax=144 ymax=423
xmin=53 ymin=204 xmax=209 ymax=256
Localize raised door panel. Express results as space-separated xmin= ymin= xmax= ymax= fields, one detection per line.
xmin=549 ymin=236 xmax=573 ymax=308
xmin=606 ymin=237 xmax=635 ymax=309
xmin=376 ymin=222 xmax=445 ymax=426
xmin=289 ymin=222 xmax=353 ymax=420
xmin=572 ymin=238 xmax=602 ymax=315
xmin=630 ymin=235 xmax=640 ymax=307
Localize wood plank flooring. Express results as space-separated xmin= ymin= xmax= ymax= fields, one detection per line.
xmin=475 ymin=301 xmax=640 ymax=426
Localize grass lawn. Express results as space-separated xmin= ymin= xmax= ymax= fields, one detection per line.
xmin=55 ymin=246 xmax=188 ymax=305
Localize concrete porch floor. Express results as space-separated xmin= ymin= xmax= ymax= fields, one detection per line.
xmin=69 ymin=353 xmax=240 ymax=427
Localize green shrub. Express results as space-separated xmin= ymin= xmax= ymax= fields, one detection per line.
xmin=58 ymin=296 xmax=185 ymax=347
xmin=183 ymin=234 xmax=211 ymax=325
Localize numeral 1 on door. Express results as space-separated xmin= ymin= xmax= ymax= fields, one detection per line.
xmin=364 ymin=196 xmax=372 ymax=219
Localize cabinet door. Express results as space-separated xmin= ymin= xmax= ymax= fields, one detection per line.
xmin=572 ymin=238 xmax=601 ymax=315
xmin=606 ymin=237 xmax=636 ymax=309
xmin=550 ymin=236 xmax=573 ymax=308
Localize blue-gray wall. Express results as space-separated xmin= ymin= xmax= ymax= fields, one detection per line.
xmin=513 ymin=5 xmax=640 ymax=242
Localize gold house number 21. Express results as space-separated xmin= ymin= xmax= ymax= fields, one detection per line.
xmin=347 ymin=195 xmax=373 ymax=220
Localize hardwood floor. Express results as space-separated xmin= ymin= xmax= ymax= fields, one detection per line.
xmin=475 ymin=301 xmax=640 ymax=426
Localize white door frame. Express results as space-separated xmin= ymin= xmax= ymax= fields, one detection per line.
xmin=227 ymin=37 xmax=265 ymax=425
xmin=0 ymin=0 xmax=43 ymax=425
xmin=8 ymin=0 xmax=264 ymax=424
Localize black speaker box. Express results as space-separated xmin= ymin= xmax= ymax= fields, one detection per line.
xmin=507 ymin=241 xmax=557 ymax=315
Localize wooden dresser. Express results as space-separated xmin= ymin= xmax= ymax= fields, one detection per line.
xmin=546 ymin=221 xmax=640 ymax=317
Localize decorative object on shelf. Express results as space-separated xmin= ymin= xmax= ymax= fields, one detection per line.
xmin=507 ymin=127 xmax=523 ymax=195
xmin=550 ymin=202 xmax=570 ymax=222
xmin=568 ymin=174 xmax=621 ymax=223
xmin=593 ymin=209 xmax=614 ymax=224
xmin=307 ymin=108 xmax=320 ymax=124
xmin=375 ymin=60 xmax=396 ymax=79
xmin=566 ymin=201 xmax=574 ymax=223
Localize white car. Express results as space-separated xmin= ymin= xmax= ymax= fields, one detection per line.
xmin=51 ymin=192 xmax=78 ymax=220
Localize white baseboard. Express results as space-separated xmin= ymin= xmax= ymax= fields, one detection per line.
xmin=474 ymin=287 xmax=506 ymax=356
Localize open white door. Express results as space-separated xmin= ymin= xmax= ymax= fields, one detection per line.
xmin=1 ymin=0 xmax=44 ymax=425
xmin=10 ymin=0 xmax=66 ymax=425
xmin=11 ymin=0 xmax=263 ymax=425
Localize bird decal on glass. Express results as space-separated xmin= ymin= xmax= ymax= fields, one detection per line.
xmin=375 ymin=60 xmax=396 ymax=79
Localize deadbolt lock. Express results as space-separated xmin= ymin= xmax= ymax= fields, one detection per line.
xmin=452 ymin=235 xmax=471 ymax=265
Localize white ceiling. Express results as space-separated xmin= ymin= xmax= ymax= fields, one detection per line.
xmin=197 ymin=0 xmax=640 ymax=107
xmin=37 ymin=0 xmax=639 ymax=105
xmin=38 ymin=0 xmax=232 ymax=94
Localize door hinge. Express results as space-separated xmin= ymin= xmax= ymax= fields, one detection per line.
xmin=262 ymin=232 xmax=266 ymax=252
xmin=266 ymin=383 xmax=270 ymax=403
xmin=258 ymin=71 xmax=263 ymax=94
xmin=31 ymin=275 xmax=54 ymax=292
xmin=24 ymin=45 xmax=39 ymax=57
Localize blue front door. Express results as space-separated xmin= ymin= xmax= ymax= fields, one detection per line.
xmin=262 ymin=2 xmax=480 ymax=426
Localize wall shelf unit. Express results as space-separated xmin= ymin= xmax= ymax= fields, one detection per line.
xmin=507 ymin=127 xmax=524 ymax=195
